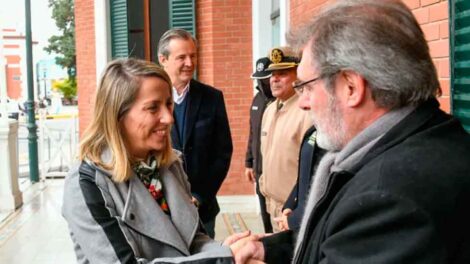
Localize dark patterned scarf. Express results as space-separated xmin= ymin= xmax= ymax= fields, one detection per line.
xmin=133 ymin=156 xmax=170 ymax=215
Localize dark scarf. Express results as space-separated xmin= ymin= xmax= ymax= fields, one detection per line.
xmin=133 ymin=156 xmax=170 ymax=215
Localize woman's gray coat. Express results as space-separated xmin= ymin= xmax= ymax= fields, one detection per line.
xmin=62 ymin=151 xmax=233 ymax=264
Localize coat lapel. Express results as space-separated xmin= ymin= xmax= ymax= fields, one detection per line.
xmin=160 ymin=165 xmax=199 ymax=247
xmin=295 ymin=171 xmax=354 ymax=263
xmin=121 ymin=174 xmax=191 ymax=255
xmin=183 ymin=80 xmax=202 ymax=147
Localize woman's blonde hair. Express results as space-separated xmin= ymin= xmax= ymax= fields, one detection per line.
xmin=79 ymin=58 xmax=174 ymax=182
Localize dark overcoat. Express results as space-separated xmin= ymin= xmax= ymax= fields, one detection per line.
xmin=263 ymin=99 xmax=470 ymax=264
xmin=171 ymin=79 xmax=233 ymax=223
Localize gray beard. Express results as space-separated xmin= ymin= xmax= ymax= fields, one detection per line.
xmin=311 ymin=96 xmax=345 ymax=151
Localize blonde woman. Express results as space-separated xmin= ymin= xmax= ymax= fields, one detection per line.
xmin=62 ymin=59 xmax=247 ymax=263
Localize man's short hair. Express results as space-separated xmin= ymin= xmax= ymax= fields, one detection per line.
xmin=288 ymin=0 xmax=441 ymax=109
xmin=157 ymin=28 xmax=197 ymax=58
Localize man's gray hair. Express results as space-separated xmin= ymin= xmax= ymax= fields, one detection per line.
xmin=288 ymin=0 xmax=441 ymax=109
xmin=158 ymin=28 xmax=197 ymax=58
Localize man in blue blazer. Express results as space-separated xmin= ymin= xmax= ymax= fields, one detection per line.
xmin=158 ymin=29 xmax=233 ymax=238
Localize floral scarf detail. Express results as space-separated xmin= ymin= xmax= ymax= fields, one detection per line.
xmin=133 ymin=156 xmax=170 ymax=215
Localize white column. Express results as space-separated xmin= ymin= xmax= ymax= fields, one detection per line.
xmin=252 ymin=0 xmax=273 ymax=62
xmin=0 ymin=15 xmax=23 ymax=212
xmin=280 ymin=0 xmax=289 ymax=46
xmin=252 ymin=0 xmax=273 ymax=94
xmin=95 ymin=0 xmax=111 ymax=83
xmin=0 ymin=120 xmax=23 ymax=211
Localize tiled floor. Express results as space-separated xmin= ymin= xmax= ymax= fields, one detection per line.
xmin=0 ymin=179 xmax=263 ymax=264
xmin=0 ymin=180 xmax=75 ymax=263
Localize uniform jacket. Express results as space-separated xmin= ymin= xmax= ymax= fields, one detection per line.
xmin=171 ymin=79 xmax=233 ymax=222
xmin=62 ymin=151 xmax=233 ymax=264
xmin=259 ymin=94 xmax=311 ymax=216
xmin=245 ymin=86 xmax=275 ymax=178
xmin=263 ymin=99 xmax=470 ymax=263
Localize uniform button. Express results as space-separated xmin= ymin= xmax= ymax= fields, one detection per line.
xmin=130 ymin=213 xmax=135 ymax=220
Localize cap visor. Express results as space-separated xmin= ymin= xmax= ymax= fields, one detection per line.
xmin=251 ymin=72 xmax=272 ymax=79
xmin=267 ymin=62 xmax=298 ymax=71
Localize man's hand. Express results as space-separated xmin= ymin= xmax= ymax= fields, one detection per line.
xmin=274 ymin=208 xmax=292 ymax=231
xmin=245 ymin=168 xmax=255 ymax=183
xmin=226 ymin=231 xmax=265 ymax=255
xmin=191 ymin=196 xmax=200 ymax=207
xmin=233 ymin=240 xmax=265 ymax=264
xmin=246 ymin=260 xmax=265 ymax=264
xmin=223 ymin=230 xmax=251 ymax=246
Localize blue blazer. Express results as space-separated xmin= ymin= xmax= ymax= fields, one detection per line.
xmin=171 ymin=79 xmax=233 ymax=222
xmin=283 ymin=126 xmax=325 ymax=231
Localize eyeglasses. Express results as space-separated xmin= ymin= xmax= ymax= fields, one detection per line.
xmin=292 ymin=76 xmax=320 ymax=96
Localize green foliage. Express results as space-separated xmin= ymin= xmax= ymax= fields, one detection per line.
xmin=56 ymin=78 xmax=77 ymax=100
xmin=44 ymin=0 xmax=76 ymax=79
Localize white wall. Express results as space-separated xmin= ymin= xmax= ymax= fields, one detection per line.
xmin=252 ymin=0 xmax=290 ymax=93
xmin=94 ymin=0 xmax=111 ymax=83
xmin=252 ymin=0 xmax=273 ymax=66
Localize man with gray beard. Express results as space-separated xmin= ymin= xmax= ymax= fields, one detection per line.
xmin=233 ymin=0 xmax=470 ymax=263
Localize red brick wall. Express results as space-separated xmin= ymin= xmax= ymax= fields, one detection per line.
xmin=405 ymin=0 xmax=450 ymax=112
xmin=75 ymin=0 xmax=253 ymax=195
xmin=196 ymin=0 xmax=253 ymax=195
xmin=75 ymin=0 xmax=96 ymax=135
xmin=290 ymin=0 xmax=329 ymax=27
xmin=290 ymin=0 xmax=451 ymax=113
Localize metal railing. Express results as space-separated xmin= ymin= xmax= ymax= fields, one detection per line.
xmin=17 ymin=109 xmax=79 ymax=181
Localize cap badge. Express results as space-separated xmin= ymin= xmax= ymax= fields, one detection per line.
xmin=257 ymin=62 xmax=265 ymax=72
xmin=270 ymin=48 xmax=283 ymax=64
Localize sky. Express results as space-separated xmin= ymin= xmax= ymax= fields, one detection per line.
xmin=0 ymin=0 xmax=61 ymax=59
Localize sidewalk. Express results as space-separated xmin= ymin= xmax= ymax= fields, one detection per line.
xmin=0 ymin=179 xmax=263 ymax=264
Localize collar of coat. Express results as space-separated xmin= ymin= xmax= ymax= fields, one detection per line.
xmin=87 ymin=148 xmax=198 ymax=255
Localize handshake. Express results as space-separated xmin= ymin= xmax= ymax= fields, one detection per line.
xmin=223 ymin=230 xmax=270 ymax=264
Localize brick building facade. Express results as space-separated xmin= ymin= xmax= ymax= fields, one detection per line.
xmin=75 ymin=0 xmax=455 ymax=195
xmin=75 ymin=0 xmax=96 ymax=138
xmin=289 ymin=0 xmax=451 ymax=113
xmin=1 ymin=28 xmax=38 ymax=100
xmin=195 ymin=0 xmax=253 ymax=194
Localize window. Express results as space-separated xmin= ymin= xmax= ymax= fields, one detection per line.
xmin=169 ymin=0 xmax=196 ymax=36
xmin=271 ymin=0 xmax=280 ymax=47
xmin=110 ymin=0 xmax=195 ymax=62
xmin=110 ymin=0 xmax=129 ymax=59
xmin=450 ymin=0 xmax=470 ymax=132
